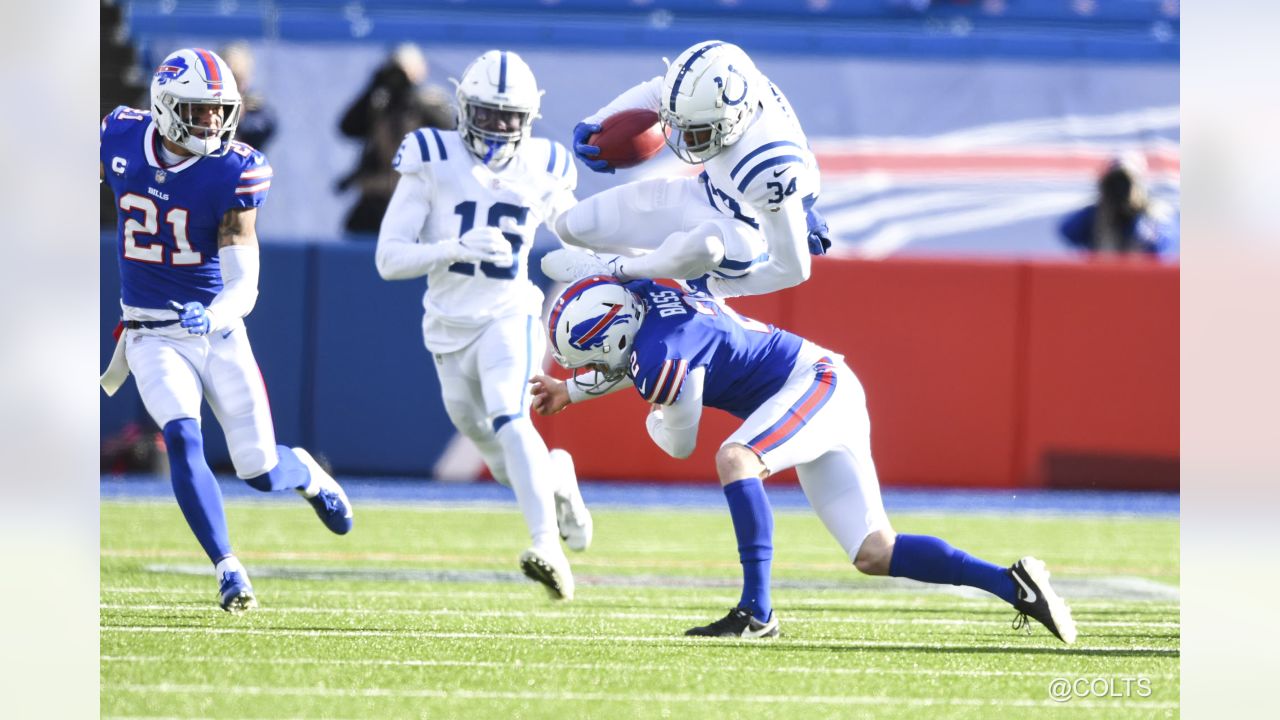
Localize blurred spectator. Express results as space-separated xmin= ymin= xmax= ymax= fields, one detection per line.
xmin=337 ymin=43 xmax=455 ymax=235
xmin=221 ymin=41 xmax=278 ymax=151
xmin=1059 ymin=153 xmax=1179 ymax=257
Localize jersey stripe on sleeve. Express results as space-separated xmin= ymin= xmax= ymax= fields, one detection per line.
xmin=736 ymin=154 xmax=806 ymax=193
xmin=429 ymin=128 xmax=448 ymax=160
xmin=414 ymin=130 xmax=431 ymax=162
xmin=729 ymin=141 xmax=804 ymax=180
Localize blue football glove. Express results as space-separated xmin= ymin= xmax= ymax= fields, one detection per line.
xmin=572 ymin=121 xmax=614 ymax=174
xmin=169 ymin=300 xmax=212 ymax=336
xmin=806 ymin=207 xmax=832 ymax=256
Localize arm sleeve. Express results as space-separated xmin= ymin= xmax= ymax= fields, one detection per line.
xmin=207 ymin=244 xmax=260 ymax=329
xmin=375 ymin=173 xmax=454 ymax=280
xmin=644 ymin=366 xmax=705 ymax=459
xmin=707 ymin=199 xmax=811 ymax=298
xmin=583 ymin=76 xmax=664 ymax=124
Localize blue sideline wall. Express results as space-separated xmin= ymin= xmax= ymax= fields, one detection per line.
xmin=100 ymin=236 xmax=464 ymax=476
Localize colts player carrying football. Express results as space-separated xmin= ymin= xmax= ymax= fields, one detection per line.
xmin=100 ymin=48 xmax=354 ymax=613
xmin=542 ymin=40 xmax=831 ymax=300
xmin=375 ymin=50 xmax=592 ymax=601
xmin=532 ymin=276 xmax=1078 ymax=643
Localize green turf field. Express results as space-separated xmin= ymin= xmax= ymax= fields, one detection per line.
xmin=101 ymin=499 xmax=1179 ymax=719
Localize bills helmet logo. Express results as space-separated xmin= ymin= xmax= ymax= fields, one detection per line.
xmin=154 ymin=56 xmax=189 ymax=85
xmin=569 ymin=304 xmax=632 ymax=351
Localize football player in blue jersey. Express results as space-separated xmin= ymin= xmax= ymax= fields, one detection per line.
xmin=100 ymin=48 xmax=353 ymax=613
xmin=531 ymin=276 xmax=1077 ymax=643
xmin=375 ymin=50 xmax=592 ymax=600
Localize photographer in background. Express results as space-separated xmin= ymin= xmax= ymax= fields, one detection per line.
xmin=337 ymin=43 xmax=455 ymax=235
xmin=221 ymin=41 xmax=278 ymax=151
xmin=1059 ymin=152 xmax=1179 ymax=258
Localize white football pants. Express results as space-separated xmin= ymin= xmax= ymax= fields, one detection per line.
xmin=724 ymin=342 xmax=892 ymax=561
xmin=433 ymin=313 xmax=560 ymax=547
xmin=125 ymin=321 xmax=279 ymax=479
xmin=557 ymin=175 xmax=767 ymax=279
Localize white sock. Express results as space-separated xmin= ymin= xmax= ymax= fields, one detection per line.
xmin=214 ymin=555 xmax=247 ymax=580
xmin=495 ymin=418 xmax=558 ymax=548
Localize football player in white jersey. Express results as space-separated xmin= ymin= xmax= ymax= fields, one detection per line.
xmin=375 ymin=50 xmax=593 ymax=600
xmin=100 ymin=48 xmax=354 ymax=613
xmin=542 ymin=40 xmax=831 ymax=300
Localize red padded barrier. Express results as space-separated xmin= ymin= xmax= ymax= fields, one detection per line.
xmin=1019 ymin=258 xmax=1179 ymax=489
xmin=536 ymin=256 xmax=1178 ymax=489
xmin=785 ymin=258 xmax=1023 ymax=487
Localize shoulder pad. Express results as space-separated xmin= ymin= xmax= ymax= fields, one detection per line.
xmin=101 ymin=106 xmax=149 ymax=139
xmin=394 ymin=127 xmax=452 ymax=174
xmin=226 ymin=141 xmax=272 ymax=208
xmin=540 ymin=139 xmax=576 ymax=183
xmin=729 ymin=142 xmax=814 ymax=208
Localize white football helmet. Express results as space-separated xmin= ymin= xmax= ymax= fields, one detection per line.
xmin=660 ymin=40 xmax=762 ymax=164
xmin=150 ymin=48 xmax=242 ymax=157
xmin=453 ymin=50 xmax=543 ymax=166
xmin=547 ymin=276 xmax=645 ymax=392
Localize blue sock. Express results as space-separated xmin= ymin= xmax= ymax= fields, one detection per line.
xmin=723 ymin=478 xmax=773 ymax=620
xmin=163 ymin=419 xmax=232 ymax=565
xmin=244 ymin=445 xmax=310 ymax=493
xmin=888 ymin=534 xmax=1017 ymax=604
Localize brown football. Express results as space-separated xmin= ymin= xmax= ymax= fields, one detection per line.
xmin=587 ymin=109 xmax=666 ymax=169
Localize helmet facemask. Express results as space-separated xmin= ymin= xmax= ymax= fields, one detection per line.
xmin=156 ymin=95 xmax=242 ymax=157
xmin=150 ymin=48 xmax=243 ymax=157
xmin=660 ymin=41 xmax=760 ymax=164
xmin=453 ymin=50 xmax=543 ymax=167
xmin=547 ymin=277 xmax=644 ymax=395
xmin=458 ymin=97 xmax=534 ymax=166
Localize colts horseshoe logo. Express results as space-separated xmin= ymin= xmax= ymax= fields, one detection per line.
xmin=713 ymin=64 xmax=748 ymax=106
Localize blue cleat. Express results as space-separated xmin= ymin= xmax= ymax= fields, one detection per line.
xmin=218 ymin=568 xmax=257 ymax=614
xmin=293 ymin=447 xmax=354 ymax=535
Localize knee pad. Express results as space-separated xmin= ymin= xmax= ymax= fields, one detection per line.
xmin=234 ymin=445 xmax=278 ymax=486
xmin=561 ymin=189 xmax=625 ymax=244
xmin=657 ymin=223 xmax=726 ymax=278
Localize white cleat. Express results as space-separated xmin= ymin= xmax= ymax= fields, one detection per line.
xmin=519 ymin=545 xmax=575 ymax=601
xmin=293 ymin=447 xmax=354 ymax=535
xmin=541 ymin=248 xmax=615 ymax=283
xmin=1010 ymin=556 xmax=1078 ymax=644
xmin=550 ymin=449 xmax=593 ymax=552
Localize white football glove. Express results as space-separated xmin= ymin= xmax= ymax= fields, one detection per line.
xmin=457 ymin=226 xmax=514 ymax=267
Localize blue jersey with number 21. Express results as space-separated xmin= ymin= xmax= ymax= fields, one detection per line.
xmin=100 ymin=106 xmax=271 ymax=310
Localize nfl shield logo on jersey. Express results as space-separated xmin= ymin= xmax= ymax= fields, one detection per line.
xmin=154 ymin=170 xmax=167 ymax=184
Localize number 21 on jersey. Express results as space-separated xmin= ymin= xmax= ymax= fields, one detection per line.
xmin=118 ymin=193 xmax=201 ymax=265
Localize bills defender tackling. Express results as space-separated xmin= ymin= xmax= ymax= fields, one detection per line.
xmin=100 ymin=48 xmax=354 ymax=613
xmin=542 ymin=40 xmax=831 ymax=300
xmin=532 ymin=277 xmax=1077 ymax=643
xmin=375 ymin=50 xmax=592 ymax=600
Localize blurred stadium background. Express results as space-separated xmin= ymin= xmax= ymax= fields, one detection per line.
xmin=100 ymin=0 xmax=1179 ymax=492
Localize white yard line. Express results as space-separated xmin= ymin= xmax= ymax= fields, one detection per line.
xmin=100 ymin=585 xmax=1180 ymax=610
xmin=101 ymin=653 xmax=1181 ymax=680
xmin=100 ymin=625 xmax=1179 ymax=654
xmin=109 ymin=682 xmax=1179 ymax=710
xmin=100 ymin=602 xmax=1180 ymax=629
